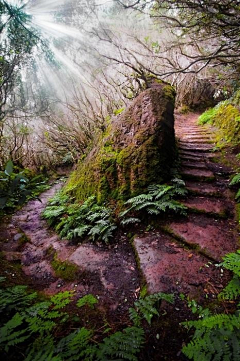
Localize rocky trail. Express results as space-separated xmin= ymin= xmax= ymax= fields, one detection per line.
xmin=0 ymin=113 xmax=239 ymax=316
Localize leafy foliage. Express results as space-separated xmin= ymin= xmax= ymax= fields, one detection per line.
xmin=0 ymin=160 xmax=49 ymax=211
xmin=76 ymin=294 xmax=98 ymax=309
xmin=198 ymin=108 xmax=217 ymax=125
xmin=120 ymin=178 xmax=188 ymax=224
xmin=182 ymin=249 xmax=240 ymax=361
xmin=182 ymin=313 xmax=240 ymax=361
xmin=42 ymin=194 xmax=117 ymax=243
xmin=0 ymin=278 xmax=174 ymax=360
xmin=129 ymin=292 xmax=174 ymax=326
xmin=94 ymin=326 xmax=144 ymax=361
xmin=230 ymin=172 xmax=240 ymax=202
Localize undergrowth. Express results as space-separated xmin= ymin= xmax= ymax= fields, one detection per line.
xmin=43 ymin=178 xmax=187 ymax=242
xmin=120 ymin=178 xmax=188 ymax=225
xmin=182 ymin=250 xmax=240 ymax=361
xmin=0 ymin=160 xmax=49 ymax=213
xmin=42 ymin=194 xmax=117 ymax=244
xmin=0 ymin=277 xmax=174 ymax=360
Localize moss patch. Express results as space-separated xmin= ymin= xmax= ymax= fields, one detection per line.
xmin=51 ymin=255 xmax=79 ymax=281
xmin=198 ymin=90 xmax=240 ymax=146
xmin=65 ymin=85 xmax=176 ymax=204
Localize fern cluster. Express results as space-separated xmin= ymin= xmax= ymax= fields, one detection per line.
xmin=182 ymin=249 xmax=240 ymax=361
xmin=0 ymin=277 xmax=175 ymax=361
xmin=120 ymin=178 xmax=188 ymax=225
xmin=42 ymin=193 xmax=116 ymax=243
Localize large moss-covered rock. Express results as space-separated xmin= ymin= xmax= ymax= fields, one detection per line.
xmin=66 ymin=82 xmax=176 ymax=203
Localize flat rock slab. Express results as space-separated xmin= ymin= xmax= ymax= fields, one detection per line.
xmin=182 ymin=196 xmax=228 ymax=217
xmin=134 ymin=233 xmax=224 ymax=298
xmin=166 ymin=216 xmax=238 ymax=261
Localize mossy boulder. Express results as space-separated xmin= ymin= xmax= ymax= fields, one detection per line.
xmin=66 ymin=83 xmax=176 ymax=203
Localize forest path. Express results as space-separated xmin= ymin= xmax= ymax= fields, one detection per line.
xmin=133 ymin=112 xmax=239 ymax=299
xmin=2 ymin=182 xmax=140 ymax=314
xmin=0 ymin=112 xmax=239 ymax=315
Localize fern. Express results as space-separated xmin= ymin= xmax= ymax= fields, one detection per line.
xmin=120 ymin=179 xmax=187 ymax=224
xmin=50 ymin=291 xmax=74 ymax=310
xmin=131 ymin=292 xmax=174 ymax=325
xmin=42 ymin=195 xmax=117 ymax=244
xmin=182 ymin=313 xmax=240 ymax=361
xmin=95 ymin=326 xmax=145 ymax=361
xmin=229 ymin=173 xmax=240 ymax=202
xmin=219 ymin=275 xmax=240 ymax=300
xmin=0 ymin=313 xmax=30 ymax=351
xmin=221 ymin=250 xmax=240 ymax=276
xmin=182 ymin=249 xmax=240 ymax=361
xmin=54 ymin=328 xmax=94 ymax=361
xmin=0 ymin=285 xmax=37 ymax=313
xmin=230 ymin=173 xmax=240 ymax=186
xmin=120 ymin=217 xmax=141 ymax=226
xmin=76 ymin=294 xmax=98 ymax=309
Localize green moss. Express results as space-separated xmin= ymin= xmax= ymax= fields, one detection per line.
xmin=51 ymin=255 xmax=78 ymax=281
xmin=198 ymin=108 xmax=217 ymax=125
xmin=214 ymin=103 xmax=240 ymax=144
xmin=199 ymin=90 xmax=240 ymax=145
xmin=163 ymin=84 xmax=176 ymax=101
xmin=65 ymin=85 xmax=176 ymax=204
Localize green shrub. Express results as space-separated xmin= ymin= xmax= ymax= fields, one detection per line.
xmin=198 ymin=107 xmax=218 ymax=125
xmin=0 ymin=278 xmax=174 ymax=360
xmin=0 ymin=160 xmax=49 ymax=212
xmin=120 ymin=178 xmax=188 ymax=225
xmin=182 ymin=249 xmax=240 ymax=361
xmin=42 ymin=194 xmax=117 ymax=244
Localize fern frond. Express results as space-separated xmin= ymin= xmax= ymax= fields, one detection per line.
xmin=134 ymin=292 xmax=174 ymax=325
xmin=235 ymin=189 xmax=240 ymax=201
xmin=0 ymin=285 xmax=37 ymax=313
xmin=0 ymin=313 xmax=30 ymax=351
xmin=50 ymin=291 xmax=74 ymax=310
xmin=129 ymin=308 xmax=141 ymax=327
xmin=221 ymin=250 xmax=240 ymax=277
xmin=72 ymin=225 xmax=91 ymax=238
xmin=230 ymin=173 xmax=240 ymax=186
xmin=55 ymin=328 xmax=93 ymax=361
xmin=219 ymin=275 xmax=240 ymax=300
xmin=125 ymin=193 xmax=153 ymax=205
xmin=121 ymin=217 xmax=141 ymax=226
xmin=76 ymin=295 xmax=98 ymax=309
xmin=95 ymin=326 xmax=144 ymax=361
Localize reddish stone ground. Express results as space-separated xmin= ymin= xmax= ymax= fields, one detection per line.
xmin=0 ymin=112 xmax=239 ymax=360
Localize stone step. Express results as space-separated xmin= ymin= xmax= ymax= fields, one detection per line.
xmin=179 ymin=143 xmax=214 ymax=152
xmin=182 ymin=196 xmax=228 ymax=217
xmin=185 ymin=181 xmax=222 ymax=196
xmin=181 ymin=161 xmax=207 ymax=169
xmin=179 ymin=154 xmax=207 ymax=162
xmin=179 ymin=150 xmax=217 ymax=159
xmin=133 ymin=232 xmax=221 ymax=296
xmin=164 ymin=216 xmax=238 ymax=261
xmin=181 ymin=168 xmax=215 ymax=181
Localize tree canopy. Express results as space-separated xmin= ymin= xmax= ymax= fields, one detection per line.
xmin=0 ymin=0 xmax=48 ymax=122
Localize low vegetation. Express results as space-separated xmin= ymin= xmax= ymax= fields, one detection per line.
xmin=0 ymin=277 xmax=174 ymax=361
xmin=198 ymin=90 xmax=240 ymax=145
xmin=182 ymin=250 xmax=240 ymax=361
xmin=42 ymin=178 xmax=188 ymax=242
xmin=0 ymin=160 xmax=50 ymax=214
